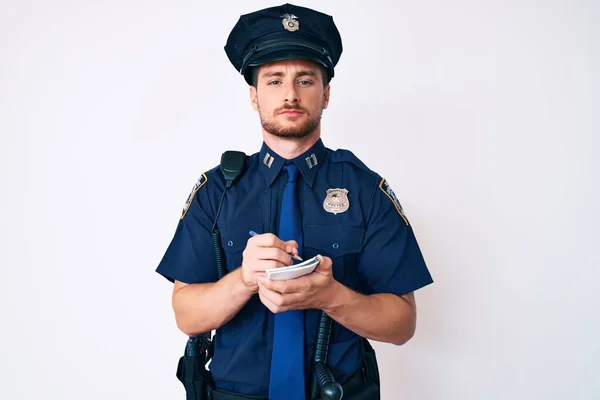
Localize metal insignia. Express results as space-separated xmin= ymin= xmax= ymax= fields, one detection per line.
xmin=282 ymin=14 xmax=299 ymax=32
xmin=323 ymin=188 xmax=349 ymax=214
xmin=263 ymin=153 xmax=274 ymax=168
xmin=305 ymin=153 xmax=318 ymax=169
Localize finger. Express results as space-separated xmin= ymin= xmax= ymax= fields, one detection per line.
xmin=258 ymin=281 xmax=287 ymax=312
xmin=243 ymin=249 xmax=292 ymax=272
xmin=249 ymin=233 xmax=290 ymax=251
xmin=260 ymin=288 xmax=307 ymax=311
xmin=315 ymin=255 xmax=333 ymax=274
xmin=258 ymin=290 xmax=282 ymax=313
xmin=281 ymin=292 xmax=308 ymax=309
xmin=262 ymin=276 xmax=308 ymax=294
xmin=249 ymin=259 xmax=289 ymax=272
xmin=255 ymin=247 xmax=293 ymax=266
xmin=283 ymin=240 xmax=299 ymax=255
xmin=258 ymin=279 xmax=284 ymax=304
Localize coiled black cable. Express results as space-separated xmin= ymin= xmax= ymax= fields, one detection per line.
xmin=313 ymin=311 xmax=343 ymax=400
xmin=212 ymin=230 xmax=226 ymax=280
xmin=211 ymin=185 xmax=228 ymax=280
xmin=186 ymin=190 xmax=228 ymax=356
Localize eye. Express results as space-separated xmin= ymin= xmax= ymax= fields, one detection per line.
xmin=298 ymin=80 xmax=313 ymax=86
xmin=267 ymin=80 xmax=281 ymax=86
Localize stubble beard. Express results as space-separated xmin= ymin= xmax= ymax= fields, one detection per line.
xmin=259 ymin=106 xmax=322 ymax=139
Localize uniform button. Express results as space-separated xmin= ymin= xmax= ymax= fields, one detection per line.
xmin=332 ymin=243 xmax=339 ymax=249
xmin=227 ymin=240 xmax=234 ymax=247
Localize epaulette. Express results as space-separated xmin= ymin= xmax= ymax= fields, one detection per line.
xmin=330 ymin=149 xmax=378 ymax=177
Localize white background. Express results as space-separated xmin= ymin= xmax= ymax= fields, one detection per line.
xmin=1 ymin=0 xmax=598 ymax=399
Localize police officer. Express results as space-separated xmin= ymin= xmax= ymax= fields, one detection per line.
xmin=156 ymin=3 xmax=433 ymax=400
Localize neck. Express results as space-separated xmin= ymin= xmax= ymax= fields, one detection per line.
xmin=262 ymin=128 xmax=321 ymax=160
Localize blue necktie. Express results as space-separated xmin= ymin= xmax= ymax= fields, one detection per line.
xmin=269 ymin=163 xmax=306 ymax=400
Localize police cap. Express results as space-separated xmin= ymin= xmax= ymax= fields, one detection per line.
xmin=225 ymin=3 xmax=343 ymax=85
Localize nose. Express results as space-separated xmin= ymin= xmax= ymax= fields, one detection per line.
xmin=283 ymin=82 xmax=299 ymax=104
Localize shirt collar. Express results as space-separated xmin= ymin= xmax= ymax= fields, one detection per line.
xmin=259 ymin=138 xmax=327 ymax=187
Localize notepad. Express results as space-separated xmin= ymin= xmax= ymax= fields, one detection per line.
xmin=265 ymin=256 xmax=320 ymax=281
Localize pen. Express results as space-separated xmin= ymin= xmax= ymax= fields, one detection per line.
xmin=249 ymin=230 xmax=303 ymax=261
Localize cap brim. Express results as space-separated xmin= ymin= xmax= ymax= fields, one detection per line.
xmin=248 ymin=48 xmax=329 ymax=68
xmin=244 ymin=47 xmax=332 ymax=84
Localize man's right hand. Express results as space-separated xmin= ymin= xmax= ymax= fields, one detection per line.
xmin=240 ymin=233 xmax=299 ymax=293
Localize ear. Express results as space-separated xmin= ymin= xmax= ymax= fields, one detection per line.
xmin=322 ymin=84 xmax=331 ymax=110
xmin=249 ymin=85 xmax=258 ymax=111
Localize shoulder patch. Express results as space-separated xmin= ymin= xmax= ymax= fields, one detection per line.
xmin=331 ymin=149 xmax=376 ymax=176
xmin=379 ymin=178 xmax=409 ymax=226
xmin=181 ymin=173 xmax=208 ymax=219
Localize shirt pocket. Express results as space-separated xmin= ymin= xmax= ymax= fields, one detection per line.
xmin=218 ymin=225 xmax=260 ymax=273
xmin=303 ymin=225 xmax=365 ymax=287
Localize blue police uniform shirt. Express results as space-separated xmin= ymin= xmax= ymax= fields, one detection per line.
xmin=156 ymin=138 xmax=433 ymax=396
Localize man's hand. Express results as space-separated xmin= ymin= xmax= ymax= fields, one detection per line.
xmin=240 ymin=233 xmax=300 ymax=294
xmin=257 ymin=255 xmax=335 ymax=312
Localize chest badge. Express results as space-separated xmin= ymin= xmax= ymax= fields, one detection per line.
xmin=323 ymin=188 xmax=350 ymax=215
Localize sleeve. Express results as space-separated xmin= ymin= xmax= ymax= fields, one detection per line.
xmin=358 ymin=177 xmax=433 ymax=296
xmin=155 ymin=173 xmax=219 ymax=284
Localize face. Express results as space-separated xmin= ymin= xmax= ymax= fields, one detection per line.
xmin=250 ymin=59 xmax=330 ymax=139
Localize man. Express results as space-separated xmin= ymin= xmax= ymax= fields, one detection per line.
xmin=156 ymin=3 xmax=433 ymax=399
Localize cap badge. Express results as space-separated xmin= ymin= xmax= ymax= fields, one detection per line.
xmin=282 ymin=14 xmax=299 ymax=32
xmin=323 ymin=188 xmax=349 ymax=215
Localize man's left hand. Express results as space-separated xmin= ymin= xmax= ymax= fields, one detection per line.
xmin=257 ymin=255 xmax=336 ymax=312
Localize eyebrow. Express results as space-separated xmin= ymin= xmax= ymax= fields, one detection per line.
xmin=261 ymin=70 xmax=318 ymax=79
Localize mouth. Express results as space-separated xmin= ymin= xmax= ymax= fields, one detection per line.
xmin=279 ymin=110 xmax=304 ymax=116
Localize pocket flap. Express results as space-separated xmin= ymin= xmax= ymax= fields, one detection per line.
xmin=219 ymin=226 xmax=254 ymax=254
xmin=304 ymin=225 xmax=364 ymax=257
